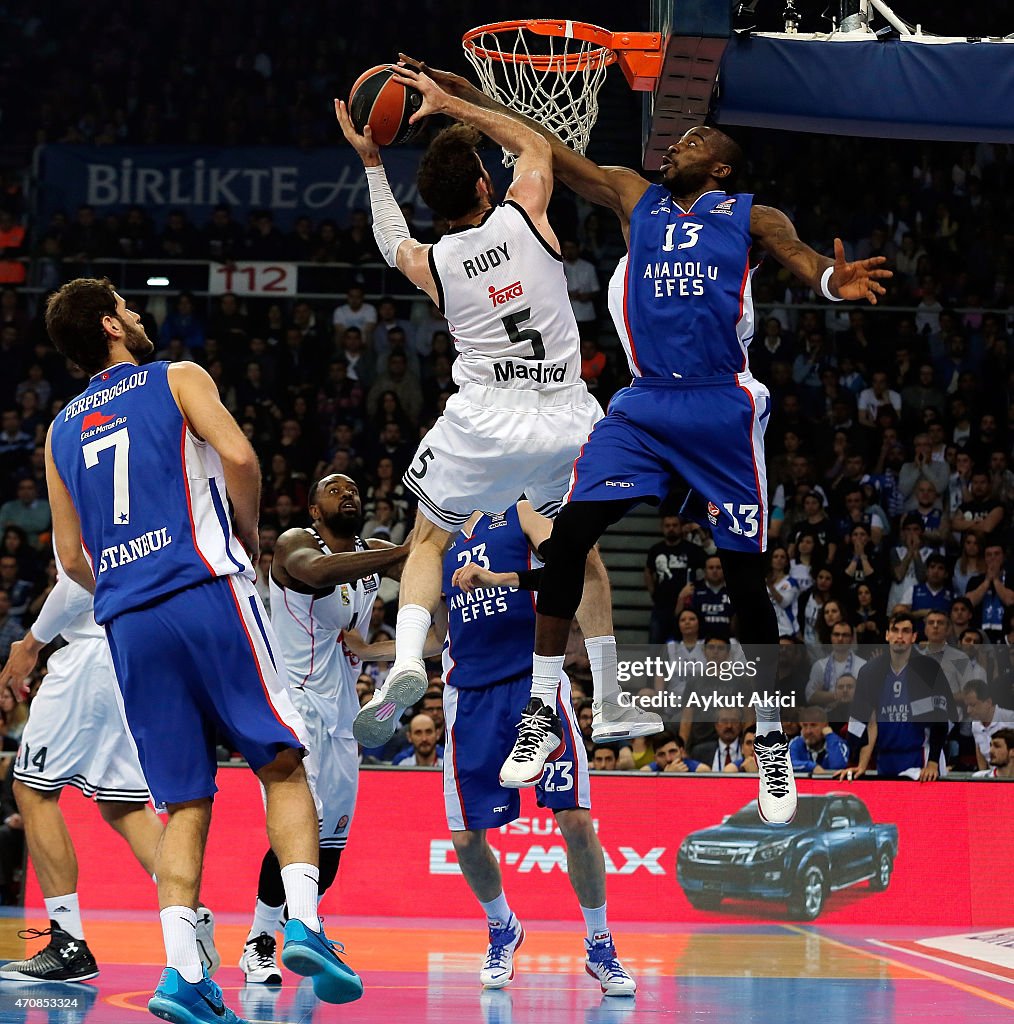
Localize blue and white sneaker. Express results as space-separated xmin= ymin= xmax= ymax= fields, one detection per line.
xmin=147 ymin=967 xmax=247 ymax=1024
xmin=479 ymin=915 xmax=524 ymax=989
xmin=584 ymin=934 xmax=637 ymax=996
xmin=280 ymin=919 xmax=363 ymax=1004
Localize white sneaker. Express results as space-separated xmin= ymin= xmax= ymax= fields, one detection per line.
xmin=195 ymin=906 xmax=221 ymax=977
xmin=499 ymin=698 xmax=565 ymax=789
xmin=584 ymin=933 xmax=637 ymax=996
xmin=480 ymin=915 xmax=524 ymax=989
xmin=240 ymin=931 xmax=282 ymax=984
xmin=353 ymin=657 xmax=428 ymax=746
xmin=754 ymin=731 xmax=797 ymax=825
xmin=591 ymin=698 xmax=664 ymax=742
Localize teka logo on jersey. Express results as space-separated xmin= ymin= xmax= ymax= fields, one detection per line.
xmin=489 ymin=280 xmax=524 ymax=308
xmin=493 ymin=360 xmax=568 ymax=385
xmin=707 ymin=501 xmax=720 ymax=525
xmin=710 ymin=197 xmax=737 ymax=215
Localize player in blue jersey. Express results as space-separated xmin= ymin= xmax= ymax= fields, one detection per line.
xmin=406 ymin=57 xmax=892 ymax=823
xmin=356 ymin=500 xmax=636 ymax=995
xmin=41 ymin=279 xmax=362 ymax=1020
xmin=839 ymin=612 xmax=956 ymax=781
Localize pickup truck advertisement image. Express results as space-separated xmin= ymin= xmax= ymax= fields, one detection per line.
xmin=677 ymin=794 xmax=899 ymax=920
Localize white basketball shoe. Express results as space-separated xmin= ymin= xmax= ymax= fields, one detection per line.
xmin=591 ymin=697 xmax=664 ymax=742
xmin=480 ymin=915 xmax=525 ymax=989
xmin=353 ymin=657 xmax=428 ymax=747
xmin=754 ymin=731 xmax=797 ymax=825
xmin=499 ymin=698 xmax=565 ymax=788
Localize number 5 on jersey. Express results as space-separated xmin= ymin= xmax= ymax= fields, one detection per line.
xmin=83 ymin=427 xmax=130 ymax=525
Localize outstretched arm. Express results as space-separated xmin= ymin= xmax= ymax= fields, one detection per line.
xmin=751 ymin=206 xmax=892 ymax=304
xmin=399 ymin=55 xmax=650 ymax=231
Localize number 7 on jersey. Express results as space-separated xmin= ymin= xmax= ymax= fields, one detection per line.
xmin=82 ymin=427 xmax=131 ymax=525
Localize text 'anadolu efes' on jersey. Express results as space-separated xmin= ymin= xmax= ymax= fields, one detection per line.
xmin=618 ymin=188 xmax=759 ymax=380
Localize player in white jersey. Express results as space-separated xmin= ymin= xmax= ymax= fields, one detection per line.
xmin=239 ymin=474 xmax=408 ymax=984
xmin=0 ymin=552 xmax=218 ymax=983
xmin=336 ymin=68 xmax=656 ymax=753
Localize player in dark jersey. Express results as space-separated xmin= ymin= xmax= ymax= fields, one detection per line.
xmin=356 ymin=501 xmax=636 ymax=994
xmin=42 ymin=279 xmax=362 ymax=1020
xmin=407 ymin=57 xmax=891 ymax=824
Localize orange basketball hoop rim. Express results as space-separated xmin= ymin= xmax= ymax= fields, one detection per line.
xmin=462 ymin=19 xmax=663 ymax=91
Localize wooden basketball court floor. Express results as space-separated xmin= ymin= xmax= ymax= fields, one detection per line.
xmin=1 ymin=912 xmax=1013 ymax=1023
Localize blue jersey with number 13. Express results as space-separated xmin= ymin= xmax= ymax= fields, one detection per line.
xmin=50 ymin=360 xmax=253 ymax=624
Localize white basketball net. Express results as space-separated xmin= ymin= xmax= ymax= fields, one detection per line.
xmin=463 ymin=23 xmax=612 ymax=167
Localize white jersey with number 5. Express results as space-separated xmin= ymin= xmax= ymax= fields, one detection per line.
xmin=429 ymin=201 xmax=583 ymax=393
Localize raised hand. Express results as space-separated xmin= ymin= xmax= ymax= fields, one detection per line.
xmin=828 ymin=237 xmax=893 ymax=305
xmin=334 ymin=98 xmax=381 ymax=166
xmin=389 ymin=65 xmax=450 ymax=124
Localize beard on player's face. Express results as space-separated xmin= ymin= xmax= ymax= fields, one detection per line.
xmin=663 ymin=161 xmax=714 ymax=198
xmin=121 ymin=316 xmax=154 ymax=358
xmin=322 ymin=505 xmax=363 ymax=537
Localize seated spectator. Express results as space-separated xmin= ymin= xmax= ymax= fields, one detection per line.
xmin=0 ymin=478 xmax=49 ymax=548
xmin=592 ymin=746 xmax=618 ymax=770
xmin=645 ymin=514 xmax=706 ymax=644
xmin=857 ymin=370 xmax=901 ymax=428
xmin=887 ymin=515 xmax=933 ymax=614
xmin=367 ymin=352 xmax=423 ymax=426
xmin=842 ymin=612 xmax=957 ymax=781
xmin=953 ymin=533 xmax=986 ymax=596
xmin=919 ymin=610 xmax=969 ymax=700
xmin=0 ymin=555 xmax=32 ymax=623
xmin=910 ymin=555 xmax=954 ymax=635
xmin=331 ymin=286 xmax=378 ymax=347
xmin=641 ymin=731 xmax=708 ymax=774
xmin=788 ymin=532 xmax=820 ymax=593
xmin=835 ymin=488 xmax=886 ymax=550
xmin=974 ymin=728 xmax=1014 ymax=779
xmin=0 ymin=591 xmax=22 ymax=662
xmin=723 ymin=725 xmax=758 ymax=772
xmin=579 ymin=338 xmax=608 ymax=397
xmin=417 ymin=689 xmax=446 ymax=746
xmin=391 ymin=713 xmax=443 ymax=767
xmin=950 ymin=469 xmax=1005 ymax=542
xmin=826 ymin=673 xmax=857 ymax=734
xmin=961 ymin=680 xmax=1014 ymax=772
xmin=965 ymin=538 xmax=1014 ymax=644
xmin=362 ymin=497 xmax=406 ymax=545
xmin=797 ymin=568 xmax=836 ymax=654
xmin=337 ymin=327 xmax=374 ymax=388
xmin=766 ymin=545 xmax=800 ymax=639
xmin=0 ymin=688 xmax=26 ymax=745
xmin=851 ymin=582 xmax=884 ymax=647
xmin=207 ymin=292 xmax=250 ymax=348
xmin=790 ymin=708 xmax=850 ymax=774
xmin=788 ymin=492 xmax=839 ymax=565
xmin=950 ymin=596 xmax=975 ymax=644
xmin=158 ymin=291 xmax=206 ymax=352
xmin=900 ymin=434 xmax=950 ymax=509
xmin=835 ymin=523 xmax=879 ymax=594
xmin=363 ymin=455 xmax=411 ymax=523
xmin=679 ymin=556 xmax=734 ymax=640
xmin=806 ymin=623 xmax=866 ymax=705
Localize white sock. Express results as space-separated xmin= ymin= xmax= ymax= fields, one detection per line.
xmin=395 ymin=604 xmax=431 ymax=662
xmin=754 ymin=698 xmax=781 ymax=737
xmin=581 ymin=902 xmax=610 ymax=944
xmin=280 ymin=863 xmax=320 ymax=932
xmin=531 ymin=655 xmax=565 ymax=703
xmin=160 ymin=906 xmax=203 ymax=984
xmin=46 ymin=893 xmax=84 ymax=941
xmin=585 ymin=635 xmax=619 ymax=703
xmin=478 ymin=891 xmax=513 ymax=930
xmin=248 ymin=898 xmax=284 ymax=941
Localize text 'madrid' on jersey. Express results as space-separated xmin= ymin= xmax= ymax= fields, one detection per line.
xmin=442 ymin=505 xmax=538 ymax=689
xmin=428 ymin=201 xmax=583 ymax=392
xmin=619 ymin=188 xmax=758 ymax=380
xmin=51 ymin=361 xmax=253 ymax=623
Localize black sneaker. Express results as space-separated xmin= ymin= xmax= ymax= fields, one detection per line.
xmin=0 ymin=923 xmax=99 ymax=982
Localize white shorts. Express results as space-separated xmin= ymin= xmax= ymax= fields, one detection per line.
xmin=14 ymin=638 xmax=150 ymax=802
xmin=403 ymin=383 xmax=602 ymax=531
xmin=292 ymin=689 xmax=359 ymax=850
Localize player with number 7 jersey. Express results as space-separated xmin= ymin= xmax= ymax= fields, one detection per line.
xmin=44 ymin=280 xmax=363 ymax=1018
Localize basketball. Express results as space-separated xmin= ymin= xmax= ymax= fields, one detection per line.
xmin=349 ymin=65 xmax=425 ymax=147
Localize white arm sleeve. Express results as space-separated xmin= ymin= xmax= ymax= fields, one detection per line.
xmin=366 ymin=164 xmax=411 ymax=268
xmin=31 ymin=573 xmax=93 ymax=644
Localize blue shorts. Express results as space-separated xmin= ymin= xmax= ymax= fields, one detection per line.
xmin=442 ymin=673 xmax=590 ymax=831
xmin=105 ymin=574 xmax=308 ymax=806
xmin=566 ymin=373 xmax=771 ymax=552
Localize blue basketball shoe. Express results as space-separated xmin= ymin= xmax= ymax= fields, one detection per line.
xmin=281 ymin=919 xmax=364 ymax=1004
xmin=147 ymin=967 xmax=246 ymax=1024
